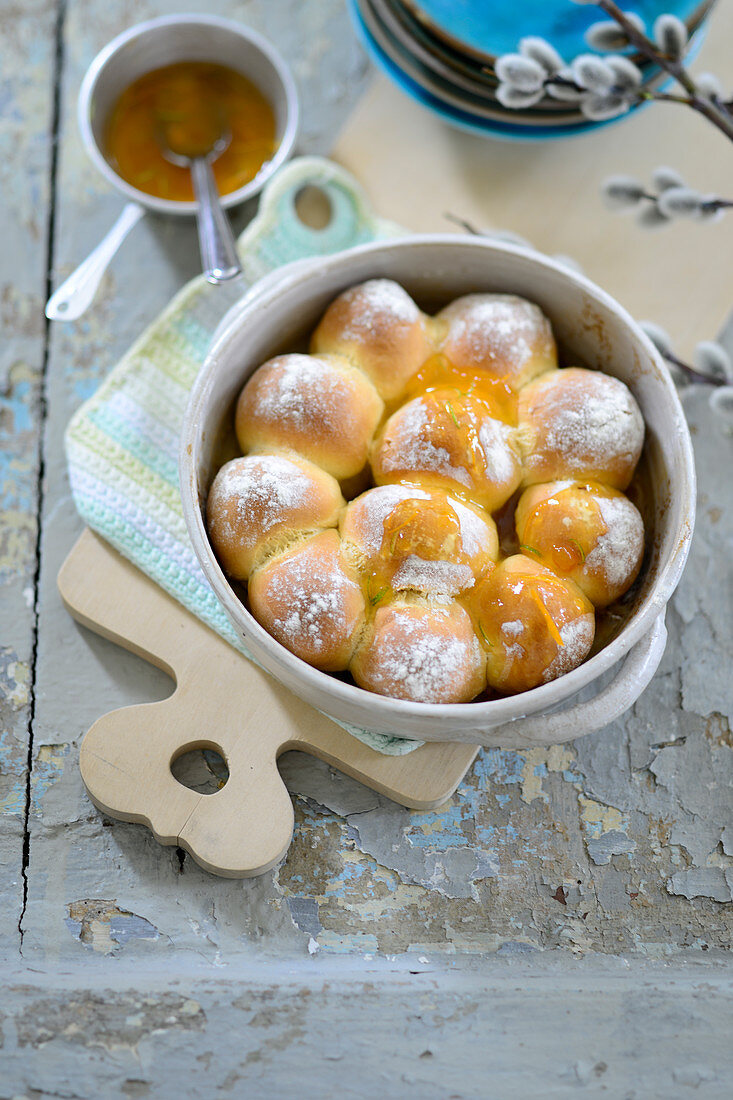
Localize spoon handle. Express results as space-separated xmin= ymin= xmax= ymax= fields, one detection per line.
xmin=45 ymin=202 xmax=146 ymax=321
xmin=190 ymin=157 xmax=242 ymax=284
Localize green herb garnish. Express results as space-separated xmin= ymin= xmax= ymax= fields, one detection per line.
xmin=367 ymin=577 xmax=388 ymax=606
xmin=568 ymin=538 xmax=586 ymax=562
xmin=445 ymin=400 xmax=460 ymax=428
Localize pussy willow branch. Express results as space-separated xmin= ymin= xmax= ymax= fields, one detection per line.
xmin=637 ymin=190 xmax=733 ymax=210
xmin=598 ymin=0 xmax=733 ymax=141
xmin=444 ymin=214 xmax=484 ymax=235
xmin=664 ymin=350 xmax=727 ymax=386
xmin=643 ymin=90 xmax=700 ymax=106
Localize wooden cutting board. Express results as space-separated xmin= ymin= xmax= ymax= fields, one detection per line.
xmin=58 ymin=530 xmax=478 ymax=878
xmin=332 ymin=0 xmax=733 ymax=356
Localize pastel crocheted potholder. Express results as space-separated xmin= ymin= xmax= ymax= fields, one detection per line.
xmin=65 ymin=156 xmax=419 ymax=756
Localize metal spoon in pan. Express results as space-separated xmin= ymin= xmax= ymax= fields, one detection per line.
xmin=158 ymin=118 xmax=242 ymax=284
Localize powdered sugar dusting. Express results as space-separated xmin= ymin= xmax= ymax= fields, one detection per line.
xmin=211 ymin=455 xmax=317 ymax=540
xmin=478 ymin=418 xmax=519 ymax=485
xmin=251 ymin=355 xmax=348 ymax=433
xmin=502 ymin=620 xmax=525 ymax=638
xmin=525 ymin=370 xmax=644 ymax=474
xmin=584 ymin=495 xmax=644 ymax=588
xmin=366 ymin=608 xmax=483 ymax=703
xmin=542 ymin=616 xmax=594 ymax=682
xmin=334 ymin=279 xmax=420 ymax=343
xmin=548 ymin=479 xmax=576 ymax=495
xmin=441 ymin=294 xmax=550 ymax=371
xmin=268 ymin=553 xmax=355 ymax=653
xmin=392 ymin=555 xmax=474 ymax=596
xmin=379 ymin=399 xmax=470 ymax=486
xmin=448 ymin=498 xmax=494 ymax=557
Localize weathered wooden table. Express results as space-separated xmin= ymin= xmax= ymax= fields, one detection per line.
xmin=2 ymin=2 xmax=732 ymax=1096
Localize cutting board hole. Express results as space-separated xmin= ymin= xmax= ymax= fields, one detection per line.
xmin=294 ymin=185 xmax=333 ymax=229
xmin=171 ymin=745 xmax=229 ymax=795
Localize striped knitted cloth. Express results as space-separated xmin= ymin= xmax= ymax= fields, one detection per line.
xmin=66 ymin=156 xmax=419 ymax=755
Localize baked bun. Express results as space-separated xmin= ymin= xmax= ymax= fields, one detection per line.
xmin=310 ymin=279 xmax=433 ymax=401
xmin=350 ymin=597 xmax=487 ymax=703
xmin=235 ymin=353 xmax=383 ymax=481
xmin=438 ymin=294 xmax=557 ymax=390
xmin=248 ymin=530 xmax=365 ymax=671
xmin=470 ymin=555 xmax=594 ymax=694
xmin=371 ymin=389 xmax=522 ymax=512
xmin=518 ymin=367 xmax=644 ymax=489
xmin=340 ymin=483 xmax=498 ymax=599
xmin=206 ymin=454 xmax=343 ymax=580
xmin=515 ymin=481 xmax=645 ymax=607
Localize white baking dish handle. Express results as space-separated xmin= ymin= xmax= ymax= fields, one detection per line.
xmin=481 ymin=612 xmax=667 ymax=749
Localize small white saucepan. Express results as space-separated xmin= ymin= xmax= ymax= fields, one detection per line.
xmin=46 ymin=13 xmax=298 ymax=320
xmin=180 ymin=235 xmax=696 ymax=750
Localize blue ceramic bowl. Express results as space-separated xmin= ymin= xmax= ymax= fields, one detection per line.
xmin=401 ymin=0 xmax=706 ymax=65
xmin=349 ymin=0 xmax=707 ymax=142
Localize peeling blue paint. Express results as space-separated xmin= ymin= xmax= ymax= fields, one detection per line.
xmin=478 ymin=749 xmax=527 ymax=785
xmin=0 ymin=377 xmax=32 ymax=434
xmin=405 ymin=803 xmax=480 ymax=849
xmin=30 ymin=743 xmax=72 ymax=811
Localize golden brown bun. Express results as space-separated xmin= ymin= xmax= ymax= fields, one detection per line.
xmin=310 ymin=279 xmax=433 ymax=402
xmin=235 ymin=353 xmax=384 ymax=481
xmin=515 ymin=481 xmax=644 ymax=607
xmin=340 ymin=483 xmax=498 ymax=599
xmin=206 ymin=454 xmax=343 ymax=580
xmin=350 ymin=597 xmax=487 ymax=703
xmin=438 ymin=294 xmax=557 ymax=390
xmin=470 ymin=555 xmax=595 ymax=694
xmin=517 ymin=367 xmax=644 ymax=489
xmin=371 ymin=388 xmax=522 ymax=512
xmin=248 ymin=531 xmax=365 ymax=671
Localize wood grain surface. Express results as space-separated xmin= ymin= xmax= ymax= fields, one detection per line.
xmin=2 ymin=1 xmax=732 ymax=1096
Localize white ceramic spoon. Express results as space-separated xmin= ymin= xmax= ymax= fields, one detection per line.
xmin=45 ymin=202 xmax=145 ymax=321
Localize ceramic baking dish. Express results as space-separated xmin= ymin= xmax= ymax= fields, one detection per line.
xmin=180 ymin=236 xmax=695 ymax=748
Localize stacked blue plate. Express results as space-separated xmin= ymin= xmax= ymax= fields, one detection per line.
xmin=348 ymin=0 xmax=711 ymax=140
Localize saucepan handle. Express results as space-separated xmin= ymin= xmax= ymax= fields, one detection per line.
xmin=477 ymin=613 xmax=667 ymax=749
